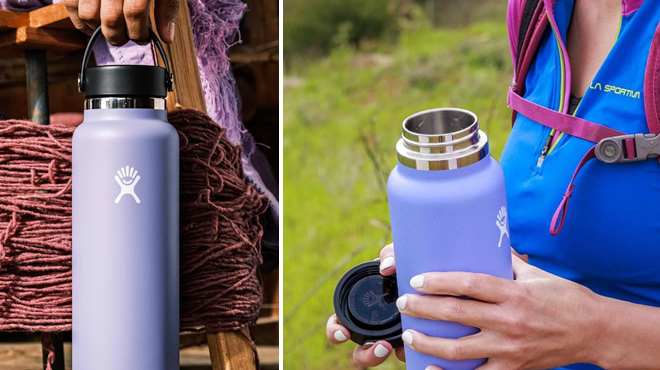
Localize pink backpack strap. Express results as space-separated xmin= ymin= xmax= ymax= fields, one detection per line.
xmin=508 ymin=88 xmax=626 ymax=142
xmin=508 ymin=0 xmax=547 ymax=124
xmin=508 ymin=88 xmax=639 ymax=235
xmin=644 ymin=18 xmax=660 ymax=166
xmin=549 ymin=147 xmax=595 ymax=235
xmin=510 ymin=87 xmax=660 ymax=235
xmin=507 ymin=0 xmax=524 ymax=70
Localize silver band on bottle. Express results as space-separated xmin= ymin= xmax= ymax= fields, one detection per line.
xmin=84 ymin=97 xmax=166 ymax=110
xmin=396 ymin=108 xmax=489 ymax=170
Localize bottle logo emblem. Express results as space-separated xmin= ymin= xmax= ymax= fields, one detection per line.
xmin=114 ymin=166 xmax=141 ymax=204
xmin=361 ymin=291 xmax=387 ymax=310
xmin=496 ymin=206 xmax=509 ymax=248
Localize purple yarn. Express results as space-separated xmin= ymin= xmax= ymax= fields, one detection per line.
xmin=92 ymin=40 xmax=156 ymax=67
xmin=90 ymin=0 xmax=278 ymax=219
xmin=187 ymin=0 xmax=252 ymax=154
xmin=0 ymin=0 xmax=279 ymax=220
xmin=3 ymin=0 xmax=59 ymax=13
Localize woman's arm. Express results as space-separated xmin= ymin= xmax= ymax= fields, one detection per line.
xmin=399 ymin=255 xmax=660 ymax=370
xmin=594 ymin=294 xmax=660 ymax=369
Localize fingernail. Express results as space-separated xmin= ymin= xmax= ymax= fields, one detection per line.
xmin=362 ymin=341 xmax=375 ymax=349
xmin=410 ymin=274 xmax=424 ymax=288
xmin=396 ymin=295 xmax=407 ymax=311
xmin=374 ymin=344 xmax=389 ymax=358
xmin=334 ymin=330 xmax=347 ymax=342
xmin=380 ymin=256 xmax=394 ymax=272
xmin=402 ymin=330 xmax=414 ymax=346
xmin=167 ymin=21 xmax=175 ymax=41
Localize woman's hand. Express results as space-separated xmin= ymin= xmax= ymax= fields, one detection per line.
xmin=325 ymin=244 xmax=406 ymax=368
xmin=400 ymin=254 xmax=606 ymax=370
xmin=65 ymin=0 xmax=180 ymax=46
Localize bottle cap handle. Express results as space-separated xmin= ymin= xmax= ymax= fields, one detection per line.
xmin=78 ymin=26 xmax=173 ymax=93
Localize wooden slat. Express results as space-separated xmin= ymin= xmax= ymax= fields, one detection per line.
xmin=0 ymin=27 xmax=86 ymax=52
xmin=0 ymin=10 xmax=29 ymax=33
xmin=29 ymin=3 xmax=75 ymax=30
xmin=163 ymin=0 xmax=206 ymax=112
xmin=207 ymin=328 xmax=256 ymax=370
xmin=151 ymin=0 xmax=206 ymax=113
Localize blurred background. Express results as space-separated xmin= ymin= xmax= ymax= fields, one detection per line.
xmin=283 ymin=1 xmax=512 ymax=369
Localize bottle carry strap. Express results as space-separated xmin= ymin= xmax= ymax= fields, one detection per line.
xmin=507 ymin=87 xmax=660 ymax=235
xmin=78 ymin=26 xmax=173 ymax=93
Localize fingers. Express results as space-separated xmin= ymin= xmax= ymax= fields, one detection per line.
xmin=425 ymin=366 xmax=446 ymax=370
xmin=123 ymin=0 xmax=151 ymax=44
xmin=401 ymin=329 xmax=490 ymax=361
xmin=101 ymin=0 xmax=129 ymax=45
xmin=154 ymin=0 xmax=180 ymax=43
xmin=394 ymin=346 xmax=406 ymax=362
xmin=66 ymin=0 xmax=157 ymax=45
xmin=77 ymin=0 xmax=101 ymax=31
xmin=379 ymin=243 xmax=396 ymax=276
xmin=326 ymin=314 xmax=350 ymax=344
xmin=396 ymin=294 xmax=504 ymax=330
xmin=474 ymin=360 xmax=508 ymax=370
xmin=353 ymin=341 xmax=393 ymax=367
xmin=65 ymin=0 xmax=95 ymax=34
xmin=409 ymin=271 xmax=514 ymax=303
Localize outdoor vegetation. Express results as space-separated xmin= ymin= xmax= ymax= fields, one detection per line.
xmin=283 ymin=1 xmax=512 ymax=368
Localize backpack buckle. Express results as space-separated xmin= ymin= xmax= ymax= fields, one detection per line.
xmin=596 ymin=133 xmax=660 ymax=163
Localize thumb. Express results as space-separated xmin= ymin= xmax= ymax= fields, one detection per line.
xmin=154 ymin=0 xmax=180 ymax=43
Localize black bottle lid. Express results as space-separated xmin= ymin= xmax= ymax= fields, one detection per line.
xmin=78 ymin=27 xmax=174 ymax=98
xmin=334 ymin=261 xmax=403 ymax=347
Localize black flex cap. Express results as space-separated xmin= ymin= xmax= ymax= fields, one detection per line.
xmin=79 ymin=26 xmax=173 ymax=98
xmin=83 ymin=65 xmax=169 ymax=98
xmin=334 ymin=261 xmax=402 ymax=347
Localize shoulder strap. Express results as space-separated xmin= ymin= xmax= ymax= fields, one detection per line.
xmin=644 ymin=19 xmax=660 ymax=137
xmin=508 ymin=0 xmax=547 ymax=124
xmin=516 ymin=0 xmax=542 ymax=68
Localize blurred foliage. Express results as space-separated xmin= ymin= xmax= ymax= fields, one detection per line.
xmin=283 ymin=0 xmax=507 ymax=58
xmin=283 ymin=0 xmax=397 ymax=57
xmin=283 ymin=9 xmax=512 ymax=369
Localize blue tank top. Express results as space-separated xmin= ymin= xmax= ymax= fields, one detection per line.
xmin=501 ymin=1 xmax=660 ymax=369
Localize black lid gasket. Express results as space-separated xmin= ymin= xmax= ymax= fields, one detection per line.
xmin=334 ymin=261 xmax=403 ymax=347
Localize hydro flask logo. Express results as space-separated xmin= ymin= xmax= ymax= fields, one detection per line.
xmin=114 ymin=166 xmax=141 ymax=204
xmin=496 ymin=206 xmax=509 ymax=248
xmin=361 ymin=291 xmax=387 ymax=310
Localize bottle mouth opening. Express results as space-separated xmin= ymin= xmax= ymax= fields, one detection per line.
xmin=397 ymin=108 xmax=488 ymax=171
xmin=402 ymin=108 xmax=478 ymax=141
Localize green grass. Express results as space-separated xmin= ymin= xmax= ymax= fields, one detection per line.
xmin=283 ymin=20 xmax=513 ymax=370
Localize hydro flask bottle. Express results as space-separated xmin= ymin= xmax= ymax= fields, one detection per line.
xmin=387 ymin=108 xmax=513 ymax=370
xmin=72 ymin=27 xmax=179 ymax=370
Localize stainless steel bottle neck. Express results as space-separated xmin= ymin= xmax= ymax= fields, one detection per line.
xmin=396 ymin=108 xmax=489 ymax=171
xmin=84 ymin=97 xmax=166 ymax=110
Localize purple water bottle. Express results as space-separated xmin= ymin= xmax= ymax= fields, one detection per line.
xmin=72 ymin=28 xmax=179 ymax=370
xmin=387 ymin=108 xmax=512 ymax=370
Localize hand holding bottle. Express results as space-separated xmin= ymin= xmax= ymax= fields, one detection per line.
xmin=65 ymin=0 xmax=179 ymax=45
xmin=327 ymin=244 xmax=609 ymax=370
